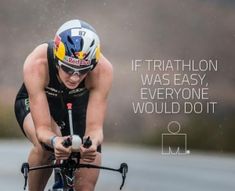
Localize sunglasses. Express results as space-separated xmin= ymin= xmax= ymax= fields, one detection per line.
xmin=58 ymin=60 xmax=93 ymax=76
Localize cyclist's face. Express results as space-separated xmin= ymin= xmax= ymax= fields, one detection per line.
xmin=57 ymin=65 xmax=88 ymax=89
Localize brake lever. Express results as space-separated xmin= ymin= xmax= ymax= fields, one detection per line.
xmin=62 ymin=136 xmax=72 ymax=148
xmin=119 ymin=163 xmax=128 ymax=190
xmin=83 ymin=136 xmax=92 ymax=148
xmin=21 ymin=162 xmax=29 ymax=190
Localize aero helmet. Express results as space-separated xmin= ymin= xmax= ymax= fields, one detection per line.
xmin=53 ymin=19 xmax=100 ymax=69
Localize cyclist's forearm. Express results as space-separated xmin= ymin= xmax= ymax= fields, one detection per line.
xmin=85 ymin=128 xmax=103 ymax=147
xmin=36 ymin=127 xmax=57 ymax=147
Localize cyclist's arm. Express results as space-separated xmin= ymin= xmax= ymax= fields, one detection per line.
xmin=85 ymin=54 xmax=113 ymax=148
xmin=23 ymin=44 xmax=56 ymax=146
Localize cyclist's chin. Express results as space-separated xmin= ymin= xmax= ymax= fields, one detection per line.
xmin=64 ymin=81 xmax=79 ymax=89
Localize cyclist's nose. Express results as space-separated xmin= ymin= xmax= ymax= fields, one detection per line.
xmin=69 ymin=73 xmax=81 ymax=81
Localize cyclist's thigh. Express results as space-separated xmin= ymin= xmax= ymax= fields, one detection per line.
xmin=23 ymin=113 xmax=38 ymax=145
xmin=23 ymin=113 xmax=61 ymax=146
xmin=75 ymin=153 xmax=101 ymax=190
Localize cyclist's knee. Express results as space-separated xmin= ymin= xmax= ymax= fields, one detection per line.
xmin=75 ymin=169 xmax=99 ymax=191
xmin=30 ymin=144 xmax=53 ymax=164
xmin=77 ymin=183 xmax=95 ymax=191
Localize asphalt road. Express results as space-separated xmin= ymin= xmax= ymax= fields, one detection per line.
xmin=0 ymin=140 xmax=234 ymax=191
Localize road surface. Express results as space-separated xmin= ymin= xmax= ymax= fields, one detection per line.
xmin=0 ymin=140 xmax=234 ymax=191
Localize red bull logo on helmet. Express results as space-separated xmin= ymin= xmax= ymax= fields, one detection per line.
xmin=75 ymin=51 xmax=87 ymax=60
xmin=54 ymin=35 xmax=66 ymax=61
xmin=64 ymin=56 xmax=90 ymax=66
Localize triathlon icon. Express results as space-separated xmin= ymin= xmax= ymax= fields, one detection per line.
xmin=161 ymin=121 xmax=190 ymax=155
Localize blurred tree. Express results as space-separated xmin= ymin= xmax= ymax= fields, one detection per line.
xmin=0 ymin=102 xmax=23 ymax=138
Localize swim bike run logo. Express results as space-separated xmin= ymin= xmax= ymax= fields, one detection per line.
xmin=131 ymin=59 xmax=219 ymax=155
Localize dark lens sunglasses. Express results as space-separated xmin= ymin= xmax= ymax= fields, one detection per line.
xmin=58 ymin=60 xmax=93 ymax=75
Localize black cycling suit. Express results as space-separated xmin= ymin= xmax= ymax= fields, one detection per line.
xmin=14 ymin=41 xmax=101 ymax=152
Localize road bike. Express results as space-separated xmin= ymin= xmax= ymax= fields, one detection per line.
xmin=21 ymin=103 xmax=128 ymax=191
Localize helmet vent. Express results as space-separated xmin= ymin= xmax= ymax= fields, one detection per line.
xmin=90 ymin=40 xmax=95 ymax=47
xmin=70 ymin=48 xmax=77 ymax=58
xmin=67 ymin=35 xmax=74 ymax=45
xmin=84 ymin=51 xmax=90 ymax=59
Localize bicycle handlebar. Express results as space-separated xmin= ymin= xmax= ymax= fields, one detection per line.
xmin=62 ymin=136 xmax=92 ymax=149
xmin=21 ymin=161 xmax=128 ymax=190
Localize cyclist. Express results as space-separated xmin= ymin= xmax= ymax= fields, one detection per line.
xmin=14 ymin=19 xmax=113 ymax=191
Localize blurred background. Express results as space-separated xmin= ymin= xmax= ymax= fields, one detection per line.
xmin=1 ymin=0 xmax=235 ymax=190
xmin=1 ymin=0 xmax=235 ymax=152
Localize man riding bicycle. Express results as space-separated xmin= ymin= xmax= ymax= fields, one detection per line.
xmin=14 ymin=19 xmax=113 ymax=191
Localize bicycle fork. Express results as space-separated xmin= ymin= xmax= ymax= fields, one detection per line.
xmin=52 ymin=160 xmax=77 ymax=191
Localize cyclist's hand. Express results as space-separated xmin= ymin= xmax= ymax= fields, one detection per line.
xmin=54 ymin=136 xmax=72 ymax=160
xmin=79 ymin=144 xmax=97 ymax=163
